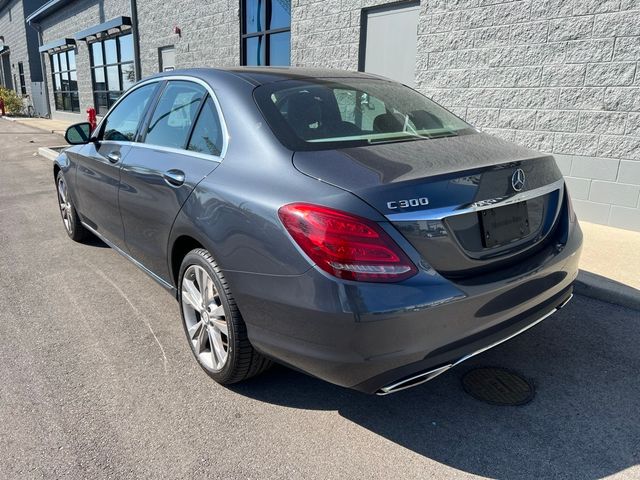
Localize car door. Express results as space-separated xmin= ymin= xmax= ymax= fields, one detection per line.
xmin=74 ymin=82 xmax=160 ymax=249
xmin=118 ymin=79 xmax=225 ymax=282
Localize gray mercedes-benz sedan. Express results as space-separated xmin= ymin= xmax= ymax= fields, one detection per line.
xmin=55 ymin=68 xmax=582 ymax=395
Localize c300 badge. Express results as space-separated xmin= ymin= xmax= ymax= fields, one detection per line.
xmin=387 ymin=197 xmax=429 ymax=210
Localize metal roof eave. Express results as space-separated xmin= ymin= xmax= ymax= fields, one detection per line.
xmin=26 ymin=0 xmax=76 ymax=24
xmin=73 ymin=16 xmax=131 ymax=41
xmin=38 ymin=37 xmax=76 ymax=53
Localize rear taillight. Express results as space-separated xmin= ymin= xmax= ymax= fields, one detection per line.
xmin=278 ymin=203 xmax=417 ymax=282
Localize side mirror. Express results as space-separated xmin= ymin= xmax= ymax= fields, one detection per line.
xmin=65 ymin=122 xmax=93 ymax=145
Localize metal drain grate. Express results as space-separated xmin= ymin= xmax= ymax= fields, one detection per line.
xmin=462 ymin=367 xmax=535 ymax=406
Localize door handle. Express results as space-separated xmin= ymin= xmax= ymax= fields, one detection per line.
xmin=163 ymin=169 xmax=186 ymax=187
xmin=106 ymin=151 xmax=121 ymax=164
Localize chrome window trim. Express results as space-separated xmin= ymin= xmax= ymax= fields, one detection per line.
xmin=385 ymin=178 xmax=565 ymax=222
xmin=93 ymin=75 xmax=230 ymax=162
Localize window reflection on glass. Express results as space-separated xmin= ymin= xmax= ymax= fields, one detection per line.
xmin=268 ymin=0 xmax=290 ymax=30
xmin=50 ymin=49 xmax=80 ymax=113
xmin=61 ymin=72 xmax=70 ymax=92
xmin=106 ymin=66 xmax=120 ymax=91
xmin=68 ymin=50 xmax=76 ymax=70
xmin=90 ymin=34 xmax=136 ymax=115
xmin=92 ymin=42 xmax=103 ymax=65
xmin=269 ymin=31 xmax=290 ymax=66
xmin=245 ymin=0 xmax=262 ymax=33
xmin=70 ymin=70 xmax=78 ymax=91
xmin=242 ymin=0 xmax=290 ymax=66
xmin=119 ymin=34 xmax=134 ymax=63
xmin=122 ymin=63 xmax=135 ymax=90
xmin=244 ymin=36 xmax=265 ymax=66
xmin=104 ymin=39 xmax=117 ymax=64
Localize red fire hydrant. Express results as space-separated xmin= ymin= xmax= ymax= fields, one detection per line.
xmin=87 ymin=106 xmax=97 ymax=132
xmin=0 ymin=98 xmax=5 ymax=117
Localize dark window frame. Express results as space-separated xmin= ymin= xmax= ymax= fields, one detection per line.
xmin=89 ymin=33 xmax=135 ymax=115
xmin=240 ymin=0 xmax=291 ymax=66
xmin=49 ymin=49 xmax=80 ymax=113
xmin=17 ymin=62 xmax=26 ymax=96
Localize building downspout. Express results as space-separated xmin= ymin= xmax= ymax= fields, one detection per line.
xmin=130 ymin=0 xmax=142 ymax=81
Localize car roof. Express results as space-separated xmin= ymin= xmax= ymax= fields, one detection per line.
xmin=147 ymin=67 xmax=389 ymax=87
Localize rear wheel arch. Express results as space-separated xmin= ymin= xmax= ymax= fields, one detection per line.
xmin=170 ymin=235 xmax=206 ymax=288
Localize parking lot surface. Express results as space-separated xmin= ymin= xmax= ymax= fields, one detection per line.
xmin=1 ymin=120 xmax=638 ymax=479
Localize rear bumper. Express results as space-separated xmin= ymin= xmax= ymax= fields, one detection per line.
xmin=373 ymin=288 xmax=573 ymax=395
xmin=226 ymin=219 xmax=582 ymax=394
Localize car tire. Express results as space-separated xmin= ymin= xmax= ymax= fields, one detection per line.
xmin=56 ymin=170 xmax=88 ymax=242
xmin=178 ymin=248 xmax=272 ymax=385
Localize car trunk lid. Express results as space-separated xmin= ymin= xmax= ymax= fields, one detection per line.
xmin=292 ymin=133 xmax=565 ymax=279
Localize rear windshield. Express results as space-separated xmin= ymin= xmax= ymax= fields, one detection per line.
xmin=253 ymin=78 xmax=475 ymax=151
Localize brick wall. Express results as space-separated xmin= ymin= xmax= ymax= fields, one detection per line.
xmin=137 ymin=0 xmax=239 ymax=77
xmin=0 ymin=0 xmax=34 ymax=108
xmin=415 ymin=0 xmax=640 ymax=231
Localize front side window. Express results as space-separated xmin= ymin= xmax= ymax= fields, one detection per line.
xmin=241 ymin=0 xmax=291 ymax=66
xmin=254 ymin=78 xmax=474 ymax=151
xmin=101 ymin=83 xmax=158 ymax=142
xmin=144 ymin=81 xmax=206 ymax=149
xmin=90 ymin=34 xmax=135 ymax=115
xmin=50 ymin=50 xmax=79 ymax=112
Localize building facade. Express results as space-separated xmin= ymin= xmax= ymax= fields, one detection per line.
xmin=19 ymin=0 xmax=640 ymax=231
xmin=0 ymin=0 xmax=47 ymax=115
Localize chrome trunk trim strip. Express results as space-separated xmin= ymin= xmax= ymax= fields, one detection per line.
xmin=385 ymin=178 xmax=565 ymax=222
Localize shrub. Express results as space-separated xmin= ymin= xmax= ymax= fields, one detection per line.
xmin=0 ymin=86 xmax=24 ymax=115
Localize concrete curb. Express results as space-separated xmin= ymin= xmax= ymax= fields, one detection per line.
xmin=37 ymin=146 xmax=65 ymax=161
xmin=574 ymin=270 xmax=640 ymax=311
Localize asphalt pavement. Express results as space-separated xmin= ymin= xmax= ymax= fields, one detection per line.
xmin=1 ymin=119 xmax=639 ymax=480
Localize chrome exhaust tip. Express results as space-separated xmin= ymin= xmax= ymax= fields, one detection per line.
xmin=376 ymin=364 xmax=452 ymax=395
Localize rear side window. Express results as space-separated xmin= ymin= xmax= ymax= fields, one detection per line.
xmin=187 ymin=97 xmax=224 ymax=157
xmin=102 ymin=83 xmax=157 ymax=141
xmin=144 ymin=81 xmax=206 ymax=149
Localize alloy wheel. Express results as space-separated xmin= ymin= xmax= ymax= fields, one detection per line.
xmin=57 ymin=177 xmax=72 ymax=233
xmin=181 ymin=265 xmax=229 ymax=371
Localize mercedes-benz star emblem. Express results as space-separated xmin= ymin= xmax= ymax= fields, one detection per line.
xmin=511 ymin=169 xmax=526 ymax=192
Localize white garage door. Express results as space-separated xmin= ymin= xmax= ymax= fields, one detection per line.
xmin=362 ymin=3 xmax=420 ymax=87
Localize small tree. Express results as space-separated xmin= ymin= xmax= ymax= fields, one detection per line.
xmin=0 ymin=87 xmax=24 ymax=115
